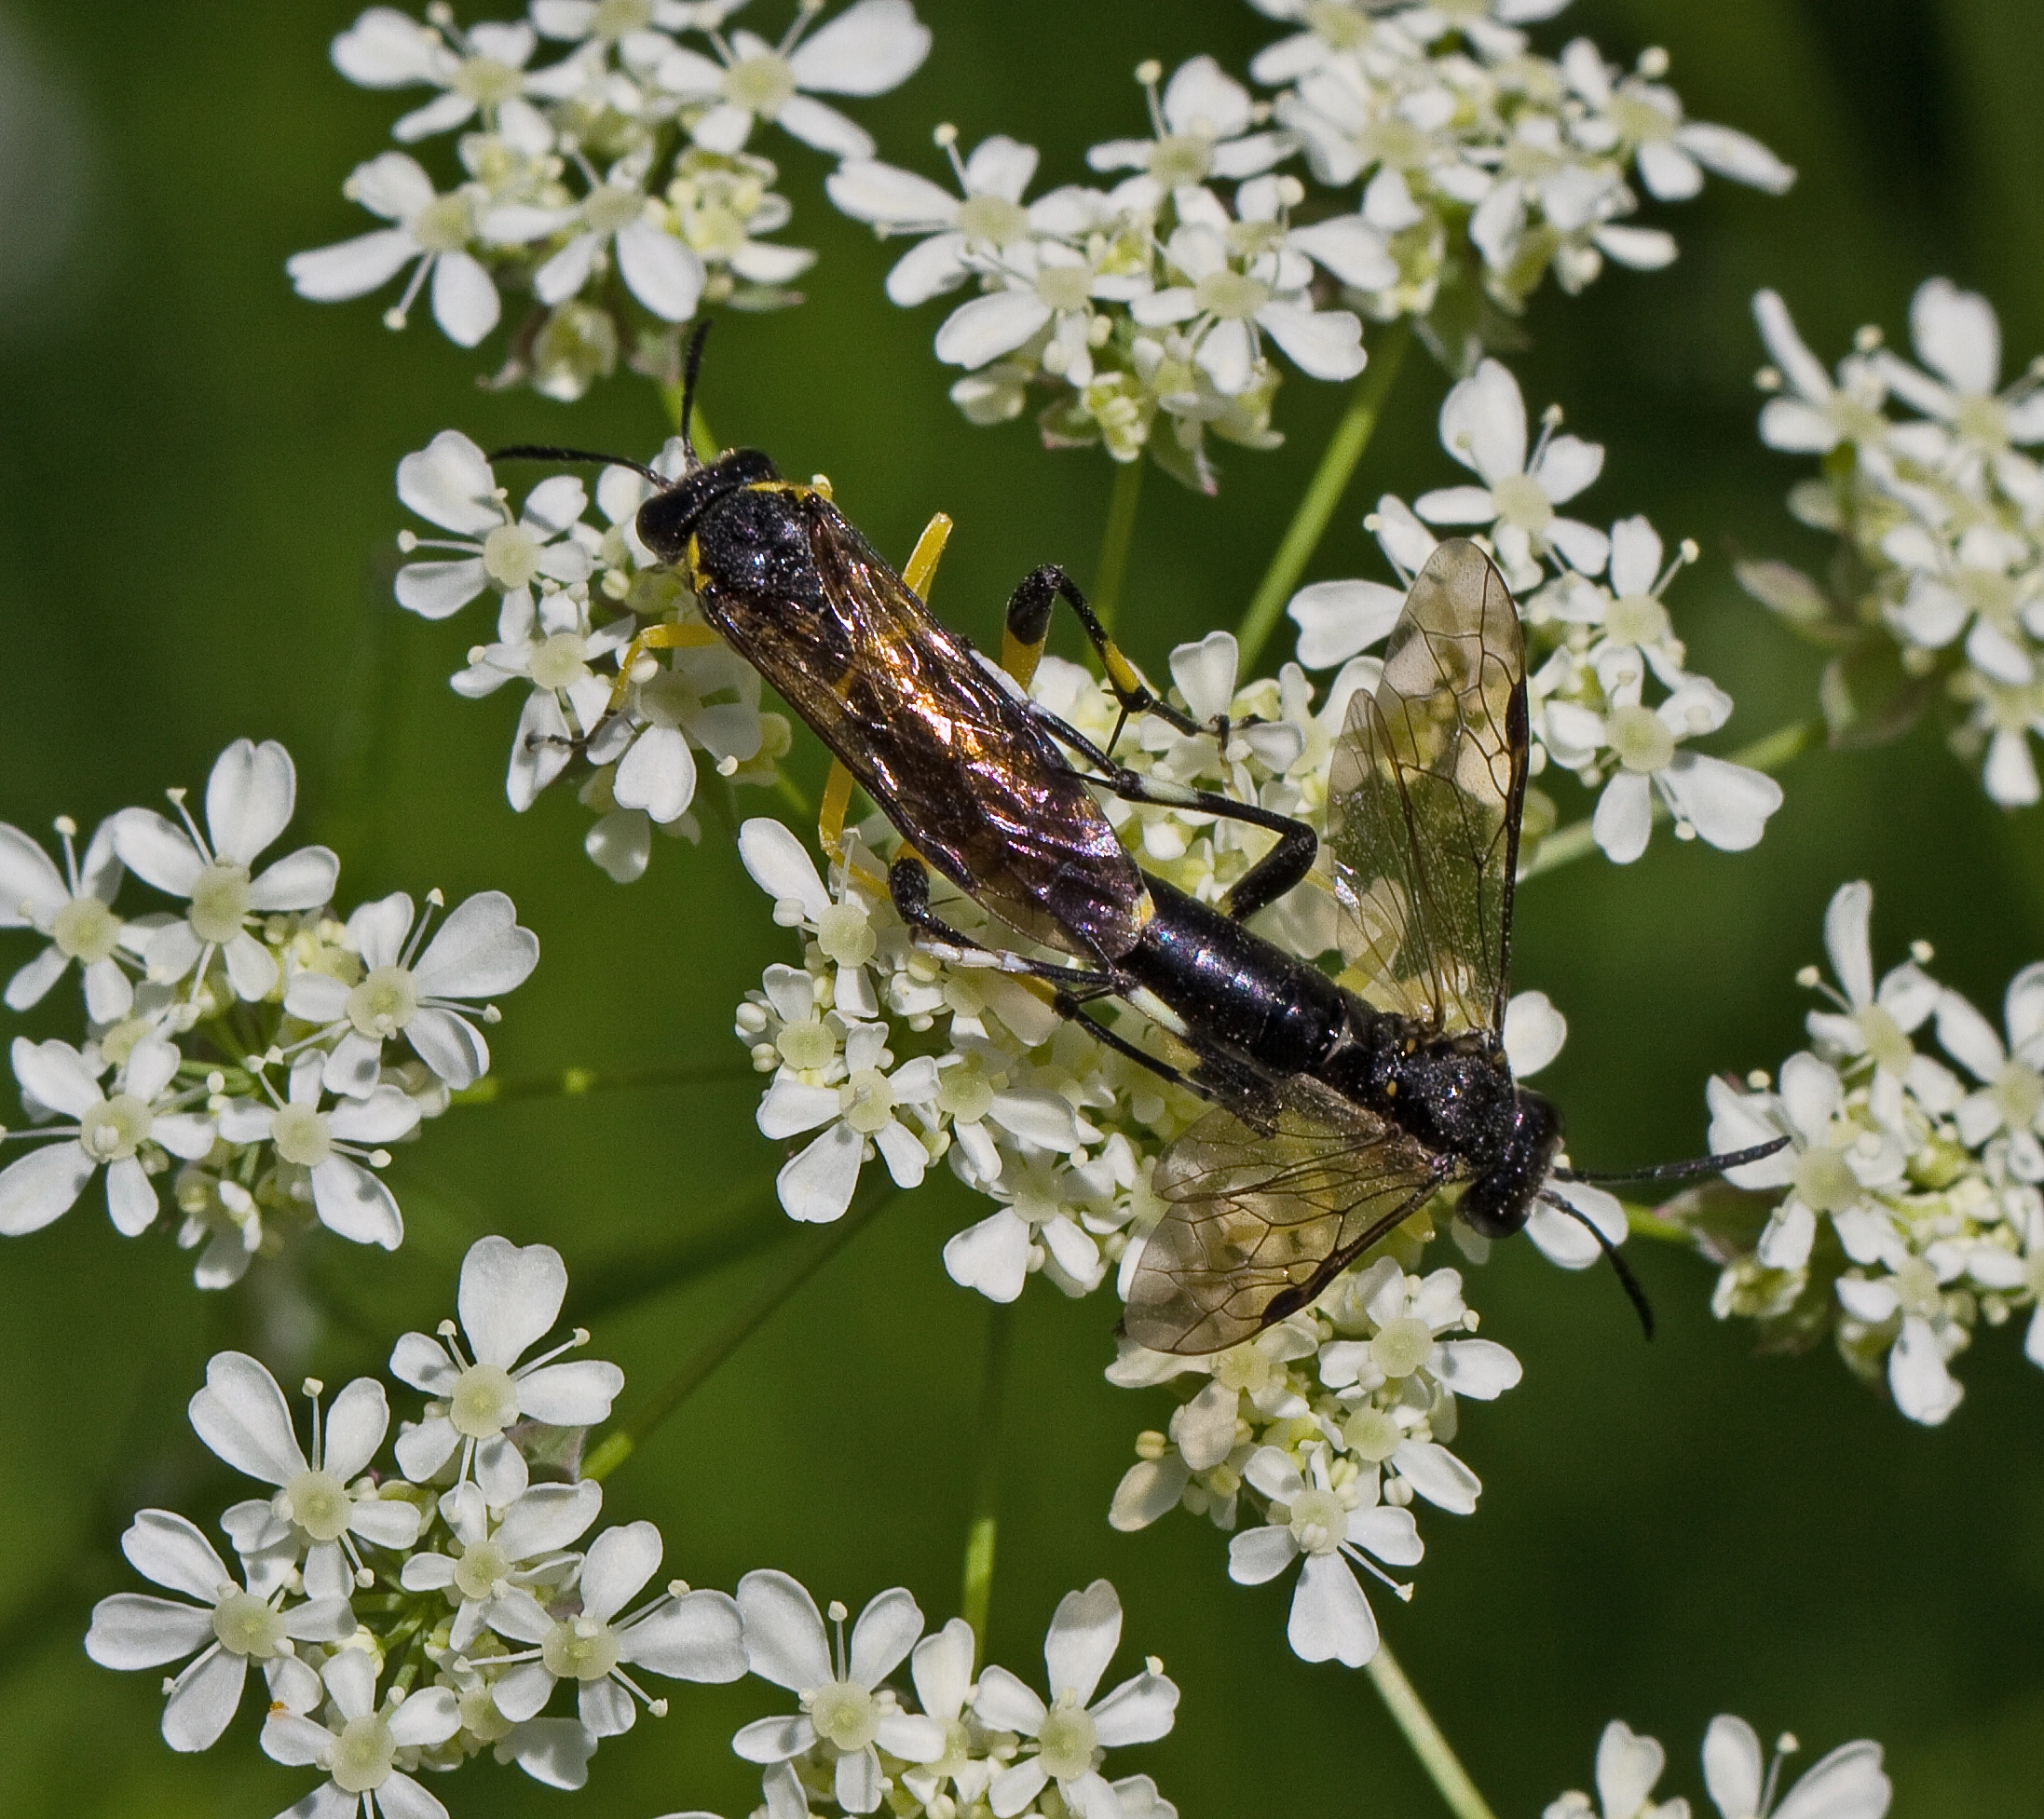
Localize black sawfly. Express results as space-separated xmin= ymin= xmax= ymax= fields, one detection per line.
xmin=495 ymin=325 xmax=1786 ymax=1355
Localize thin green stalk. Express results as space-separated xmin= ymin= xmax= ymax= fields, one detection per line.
xmin=1367 ymin=1638 xmax=1499 ymax=1819
xmin=583 ymin=1186 xmax=896 ymax=1482
xmin=959 ymin=1300 xmax=1015 ymax=1663
xmin=565 ymin=1176 xmax=790 ymax=1322
xmin=449 ymin=1058 xmax=756 ymax=1106
xmin=1236 ymin=318 xmax=1412 ymax=672
xmin=1090 ymin=457 xmax=1146 ymax=636
xmin=1518 ymin=715 xmax=1823 ymax=884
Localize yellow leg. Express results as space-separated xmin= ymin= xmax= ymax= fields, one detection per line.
xmin=607 ymin=620 xmax=722 ymax=712
xmin=903 ymin=511 xmax=953 ymax=602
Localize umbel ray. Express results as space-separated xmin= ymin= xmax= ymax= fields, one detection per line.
xmin=495 ymin=325 xmax=1785 ymax=1353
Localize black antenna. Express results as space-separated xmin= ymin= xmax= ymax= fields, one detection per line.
xmin=678 ymin=318 xmax=713 ymax=468
xmin=1550 ymin=1135 xmax=1789 ymax=1187
xmin=488 ymin=443 xmax=667 ymax=487
xmin=1539 ymin=1190 xmax=1656 ymax=1338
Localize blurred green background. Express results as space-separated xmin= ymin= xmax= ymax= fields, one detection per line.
xmin=2 ymin=0 xmax=2041 ymax=1813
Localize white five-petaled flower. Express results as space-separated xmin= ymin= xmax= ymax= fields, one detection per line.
xmin=1938 ymin=963 xmax=2044 ymax=1177
xmin=1226 ymin=1444 xmax=1423 ymax=1667
xmin=111 ymin=739 xmax=340 ymax=1002
xmin=286 ymin=151 xmax=502 ymax=346
xmin=389 ymin=1234 xmax=625 ymax=1504
xmin=1801 ymin=881 xmax=1954 ymax=1126
xmin=332 ymin=9 xmax=555 ymax=147
xmin=85 ymin=1508 xmax=354 ymax=1751
xmin=484 ymin=152 xmax=708 ymax=324
xmin=898 ymin=1616 xmax=996 ymax=1811
xmin=486 ymin=1521 xmax=747 ymax=1736
xmin=218 ymin=1054 xmax=418 ymax=1251
xmin=393 ymin=431 xmax=595 ymax=623
xmin=1561 ymin=40 xmax=1795 ymax=204
xmin=1750 ymin=289 xmax=1892 ymax=455
xmin=259 ymin=1648 xmax=462 ymax=1819
xmin=0 ymin=815 xmax=131 ymax=1019
xmin=590 ymin=642 xmax=770 ymax=826
xmin=933 ymin=233 xmax=1150 ymax=388
xmin=0 ymin=1035 xmax=213 ymax=1237
xmin=1129 ymin=189 xmax=1366 ymax=395
xmin=400 ymin=1477 xmax=604 ymax=1649
xmin=1087 ymin=55 xmax=1294 ymax=208
xmin=284 ymin=889 xmax=540 ymax=1096
xmin=1414 ymin=359 xmax=1610 ymax=587
xmin=655 ymin=0 xmax=933 ymax=160
xmin=733 ymin=1573 xmax=947 ymax=1814
xmin=188 ymin=1351 xmax=424 ymax=1602
xmin=828 ymin=129 xmax=1042 ymax=306
xmin=758 ymin=1016 xmax=940 ymax=1223
xmin=971 ymin=1578 xmax=1179 ymax=1818
xmin=1875 ymin=277 xmax=2044 ymax=475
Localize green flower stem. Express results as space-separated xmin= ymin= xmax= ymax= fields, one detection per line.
xmin=959 ymin=1299 xmax=1015 ymax=1663
xmin=1090 ymin=457 xmax=1146 ymax=636
xmin=448 ymin=1059 xmax=757 ymax=1106
xmin=1518 ymin=715 xmax=1823 ymax=884
xmin=1366 ymin=1638 xmax=1500 ymax=1819
xmin=1235 ymin=318 xmax=1412 ymax=673
xmin=583 ymin=1185 xmax=896 ymax=1482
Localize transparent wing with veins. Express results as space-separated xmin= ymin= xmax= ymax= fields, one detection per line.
xmin=1324 ymin=538 xmax=1529 ymax=1040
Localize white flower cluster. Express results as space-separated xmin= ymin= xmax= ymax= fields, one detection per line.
xmin=827 ymin=4 xmax=1787 ymax=484
xmin=0 ymin=740 xmax=538 ymax=1283
xmin=87 ymin=1233 xmax=1180 ymax=1818
xmin=728 ymin=643 xmax=1618 ymax=1667
xmin=291 ymin=0 xmax=931 ymax=399
xmin=391 ymin=430 xmax=791 ymax=880
xmin=1738 ymin=276 xmax=2044 ymax=807
xmin=1693 ymin=880 xmax=2044 ymax=1427
xmin=1547 ymin=1714 xmax=1890 ymax=1819
xmin=1288 ymin=356 xmax=1784 ymax=863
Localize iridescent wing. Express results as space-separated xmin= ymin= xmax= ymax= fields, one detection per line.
xmin=1124 ymin=1077 xmax=1444 ymax=1355
xmin=1325 ymin=538 xmax=1528 ymax=1039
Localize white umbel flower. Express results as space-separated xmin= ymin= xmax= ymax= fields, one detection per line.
xmin=486 ymin=1521 xmax=747 ymax=1736
xmin=287 ymin=151 xmax=502 ymax=346
xmin=217 ymin=1054 xmax=418 ymax=1251
xmin=732 ymin=1573 xmax=947 ymax=1814
xmin=284 ymin=889 xmax=539 ymax=1096
xmin=85 ymin=1508 xmax=354 ymax=1751
xmin=388 ymin=1234 xmax=625 ymax=1505
xmin=112 ymin=739 xmax=340 ymax=1002
xmin=655 ymin=0 xmax=933 ymax=160
xmin=971 ymin=1578 xmax=1179 ymax=1818
xmin=1225 ymin=1444 xmax=1422 ymax=1667
xmin=400 ymin=1477 xmax=603 ymax=1649
xmin=188 ymin=1351 xmax=424 ymax=1602
xmin=259 ymin=1648 xmax=463 ymax=1819
xmin=0 ymin=1035 xmax=213 ymax=1237
xmin=1087 ymin=55 xmax=1295 ymax=207
xmin=1938 ymin=965 xmax=2044 ymax=1175
xmin=828 ymin=130 xmax=1043 ymax=306
xmin=393 ymin=431 xmax=594 ymax=623
xmin=484 ymin=154 xmax=708 ymax=323
xmin=758 ymin=1018 xmax=940 ymax=1223
xmin=0 ymin=815 xmax=131 ymax=1020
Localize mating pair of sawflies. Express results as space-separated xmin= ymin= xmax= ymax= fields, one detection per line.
xmin=498 ymin=330 xmax=1782 ymax=1356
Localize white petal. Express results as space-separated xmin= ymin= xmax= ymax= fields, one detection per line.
xmin=618 ymin=218 xmax=705 ymax=321
xmin=1440 ymin=360 xmax=1527 ymax=482
xmin=405 ymin=1006 xmax=489 ymax=1088
xmin=514 ymin=1357 xmax=623 ymax=1426
xmin=395 ymin=556 xmax=491 ymax=619
xmin=189 ymin=1351 xmax=306 ymax=1486
xmin=737 ymin=819 xmax=829 ymax=920
xmin=972 ymin=1663 xmax=1048 ymax=1732
xmin=1702 ymin=1714 xmax=1765 ymax=1819
xmin=1596 ymin=1721 xmax=1668 ymax=1819
xmin=248 ymin=846 xmax=339 ymax=912
xmin=776 ymin=1120 xmax=865 ymax=1222
xmin=1774 ymin=1741 xmax=1891 ymax=1819
xmin=162 ymin=1646 xmax=250 ymax=1752
xmin=774 ymin=94 xmax=876 ymax=158
xmin=1168 ymin=631 xmax=1239 ymax=725
xmin=222 ymin=932 xmax=281 ymax=1002
xmin=429 ymin=250 xmax=500 ymax=347
xmin=398 ymin=429 xmax=502 ymax=536
xmin=1089 ymin=1668 xmax=1179 ymax=1747
xmin=1287 ymin=214 xmax=1396 ymax=290
xmin=1256 ymin=301 xmax=1365 ymax=381
xmin=733 ymin=1712 xmax=815 ymax=1762
xmin=1195 ymin=318 xmax=1256 ymax=395
xmin=910 ymin=1618 xmax=975 ymax=1721
xmin=614 ymin=724 xmax=700 ymax=823
xmin=934 ymin=290 xmax=1052 ymax=369
xmin=620 ymin=1587 xmax=747 ymax=1681
xmin=825 ymin=159 xmax=959 ymax=227
xmin=836 ymin=1744 xmax=883 ymax=1813
xmin=785 ymin=0 xmax=932 ymax=95
xmin=319 ymin=1377 xmax=390 ymax=1481
xmin=1043 ymin=1578 xmax=1120 ymax=1705
xmin=110 ymin=809 xmax=204 ymax=896
xmin=1637 ymin=138 xmax=1703 ymax=201
xmin=847 ymin=1586 xmax=924 ymax=1687
xmin=122 ymin=1509 xmax=232 ymax=1601
xmin=1392 ymin=1440 xmax=1478 ymax=1514
xmin=500 ymin=1717 xmax=597 ymax=1791
xmin=942 ymin=1206 xmax=1031 ymax=1302
xmin=457 ymin=1234 xmax=566 ymax=1368
xmin=1288 ymin=1552 xmax=1376 ymax=1665
xmin=1888 ymin=1315 xmax=1963 ymax=1424
xmin=1289 ymin=579 xmax=1404 ymax=667
xmin=736 ymin=1569 xmax=832 ymax=1691
xmin=0 ymin=1141 xmax=94 ymax=1236
xmin=5 ymin=946 xmax=71 ymax=1011
xmin=1592 ymin=772 xmax=1653 ymax=864
xmin=415 ymin=891 xmax=538 ymax=998
xmin=0 ymin=824 xmax=66 ymax=922
xmin=309 ymin=1155 xmax=405 ymax=1249
xmin=1657 ymin=754 xmax=1782 ymax=852
xmin=881 ymin=231 xmax=972 ymax=305
xmin=1502 ymin=990 xmax=1566 ymax=1077
xmin=1430 ymin=1338 xmax=1521 ymax=1400
xmin=85 ymin=1594 xmax=213 ymax=1670
xmin=579 ymin=1521 xmax=661 ymax=1625
xmin=287 ymin=228 xmax=419 ymax=301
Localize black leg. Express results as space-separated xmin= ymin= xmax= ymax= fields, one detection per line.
xmin=887 ymin=858 xmax=1113 ymax=989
